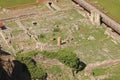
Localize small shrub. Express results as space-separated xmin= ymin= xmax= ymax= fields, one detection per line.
xmin=53 ymin=27 xmax=60 ymax=32
xmin=58 ymin=50 xmax=83 ymax=72
xmin=38 ymin=34 xmax=45 ymax=39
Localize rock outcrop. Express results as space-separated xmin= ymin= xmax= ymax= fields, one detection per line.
xmin=0 ymin=51 xmax=31 ymax=80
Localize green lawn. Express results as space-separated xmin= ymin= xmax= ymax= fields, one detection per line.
xmin=0 ymin=0 xmax=36 ymax=8
xmin=93 ymin=68 xmax=108 ymax=76
xmin=89 ymin=0 xmax=120 ymax=21
xmin=93 ymin=64 xmax=120 ymax=80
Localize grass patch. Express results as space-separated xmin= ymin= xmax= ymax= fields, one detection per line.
xmin=40 ymin=51 xmax=58 ymax=59
xmin=6 ymin=22 xmax=18 ymax=28
xmin=48 ymin=65 xmax=62 ymax=75
xmin=93 ymin=64 xmax=120 ymax=80
xmin=53 ymin=27 xmax=60 ymax=32
xmin=93 ymin=68 xmax=107 ymax=76
xmin=73 ymin=24 xmax=120 ymax=63
xmin=0 ymin=0 xmax=36 ymax=8
xmin=38 ymin=34 xmax=45 ymax=38
xmin=89 ymin=0 xmax=120 ymax=21
xmin=12 ymin=29 xmax=24 ymax=36
xmin=17 ymin=50 xmax=38 ymax=57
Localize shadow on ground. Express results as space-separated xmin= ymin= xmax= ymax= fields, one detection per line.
xmin=0 ymin=60 xmax=31 ymax=80
xmin=0 ymin=49 xmax=10 ymax=55
xmin=0 ymin=49 xmax=31 ymax=80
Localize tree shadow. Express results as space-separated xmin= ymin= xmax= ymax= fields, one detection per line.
xmin=79 ymin=61 xmax=86 ymax=71
xmin=75 ymin=59 xmax=86 ymax=74
xmin=11 ymin=60 xmax=31 ymax=80
xmin=72 ymin=59 xmax=86 ymax=76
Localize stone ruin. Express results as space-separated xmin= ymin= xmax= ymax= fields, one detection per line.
xmin=89 ymin=10 xmax=101 ymax=26
xmin=57 ymin=37 xmax=61 ymax=46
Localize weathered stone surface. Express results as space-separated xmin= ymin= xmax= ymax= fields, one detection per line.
xmin=57 ymin=37 xmax=61 ymax=46
xmin=89 ymin=10 xmax=101 ymax=26
xmin=0 ymin=51 xmax=31 ymax=80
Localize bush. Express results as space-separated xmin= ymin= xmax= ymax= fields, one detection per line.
xmin=16 ymin=56 xmax=47 ymax=79
xmin=20 ymin=51 xmax=38 ymax=57
xmin=38 ymin=34 xmax=45 ymax=39
xmin=40 ymin=51 xmax=58 ymax=59
xmin=58 ymin=50 xmax=83 ymax=72
xmin=53 ymin=27 xmax=60 ymax=32
xmin=38 ymin=49 xmax=85 ymax=72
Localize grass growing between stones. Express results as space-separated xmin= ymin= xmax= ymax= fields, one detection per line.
xmin=93 ymin=64 xmax=120 ymax=80
xmin=19 ymin=6 xmax=120 ymax=64
xmin=6 ymin=22 xmax=19 ymax=28
xmin=47 ymin=65 xmax=62 ymax=75
xmin=12 ymin=29 xmax=24 ymax=36
xmin=1 ymin=1 xmax=120 ymax=79
xmin=73 ymin=24 xmax=120 ymax=63
xmin=21 ymin=8 xmax=83 ymax=45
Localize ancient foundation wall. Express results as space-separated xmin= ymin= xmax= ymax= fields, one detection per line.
xmin=72 ymin=0 xmax=120 ymax=34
